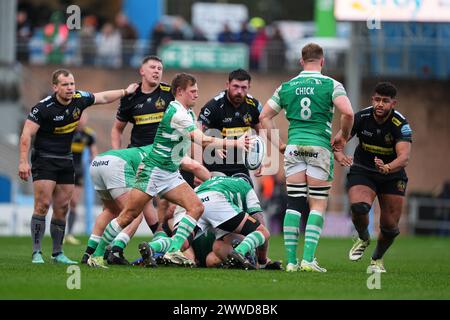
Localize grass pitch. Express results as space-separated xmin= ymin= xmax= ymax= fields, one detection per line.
xmin=1 ymin=235 xmax=449 ymax=300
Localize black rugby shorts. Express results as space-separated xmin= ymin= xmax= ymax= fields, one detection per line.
xmin=31 ymin=155 xmax=75 ymax=184
xmin=347 ymin=166 xmax=408 ymax=196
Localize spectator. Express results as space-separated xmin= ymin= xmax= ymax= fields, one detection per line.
xmin=265 ymin=26 xmax=287 ymax=71
xmin=249 ymin=18 xmax=268 ymax=70
xmin=149 ymin=22 xmax=170 ymax=55
xmin=115 ymin=12 xmax=138 ymax=67
xmin=192 ymin=26 xmax=208 ymax=41
xmin=170 ymin=18 xmax=185 ymax=41
xmin=218 ymin=24 xmax=237 ymax=43
xmin=237 ymin=21 xmax=255 ymax=47
xmin=16 ymin=9 xmax=33 ymax=62
xmin=43 ymin=11 xmax=69 ymax=64
xmin=79 ymin=15 xmax=98 ymax=66
xmin=96 ymin=22 xmax=122 ymax=68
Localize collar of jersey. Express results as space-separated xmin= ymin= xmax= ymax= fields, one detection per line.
xmin=299 ymin=71 xmax=321 ymax=75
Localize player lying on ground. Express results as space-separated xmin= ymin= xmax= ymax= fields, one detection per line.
xmin=138 ymin=175 xmax=281 ymax=270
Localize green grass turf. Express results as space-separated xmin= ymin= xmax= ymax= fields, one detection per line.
xmin=0 ymin=235 xmax=449 ymax=300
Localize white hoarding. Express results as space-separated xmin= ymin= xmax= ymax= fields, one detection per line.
xmin=335 ymin=0 xmax=450 ymax=22
xmin=192 ymin=2 xmax=248 ymax=41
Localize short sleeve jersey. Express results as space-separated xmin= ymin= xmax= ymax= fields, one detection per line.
xmin=71 ymin=126 xmax=96 ymax=171
xmin=116 ymin=82 xmax=174 ymax=147
xmin=143 ymin=100 xmax=196 ymax=172
xmin=351 ymin=107 xmax=412 ymax=176
xmin=27 ymin=91 xmax=95 ymax=157
xmin=196 ymin=176 xmax=262 ymax=214
xmin=198 ymin=91 xmax=261 ymax=174
xmin=268 ymin=71 xmax=347 ymax=151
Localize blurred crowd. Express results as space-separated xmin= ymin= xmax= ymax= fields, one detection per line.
xmin=16 ymin=7 xmax=286 ymax=71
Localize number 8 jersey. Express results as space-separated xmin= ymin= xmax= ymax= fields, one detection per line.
xmin=268 ymin=71 xmax=347 ymax=151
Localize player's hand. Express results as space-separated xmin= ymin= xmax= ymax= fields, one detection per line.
xmin=236 ymin=134 xmax=254 ymax=152
xmin=374 ymin=157 xmax=391 ymax=174
xmin=335 ymin=152 xmax=353 ymax=167
xmin=254 ymin=165 xmax=263 ymax=177
xmin=125 ymin=83 xmax=139 ymax=95
xmin=279 ymin=143 xmax=286 ymax=154
xmin=18 ymin=161 xmax=31 ymax=181
xmin=332 ymin=136 xmax=347 ymax=152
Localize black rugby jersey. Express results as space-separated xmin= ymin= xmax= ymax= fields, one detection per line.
xmin=71 ymin=126 xmax=96 ymax=172
xmin=27 ymin=91 xmax=95 ymax=158
xmin=351 ymin=106 xmax=412 ymax=176
xmin=198 ymin=90 xmax=261 ymax=174
xmin=116 ymin=82 xmax=174 ymax=147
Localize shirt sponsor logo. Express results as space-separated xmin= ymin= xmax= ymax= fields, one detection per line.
xmin=222 ymin=117 xmax=233 ymax=123
xmin=221 ymin=126 xmax=251 ymax=137
xmin=53 ymin=121 xmax=79 ymax=134
xmin=53 ymin=115 xmax=64 ymax=121
xmin=203 ymin=108 xmax=211 ymax=117
xmin=361 ymin=142 xmax=393 ymax=155
xmin=134 ymin=112 xmax=164 ymax=125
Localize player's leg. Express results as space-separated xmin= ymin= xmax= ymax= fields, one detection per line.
xmin=300 ymin=147 xmax=334 ymax=273
xmin=65 ymin=182 xmax=82 ymax=244
xmin=163 ymin=183 xmax=204 ymax=253
xmin=370 ymin=193 xmax=404 ymax=273
xmin=226 ymin=213 xmax=269 ymax=270
xmin=107 ymin=213 xmax=143 ymax=265
xmin=282 ymin=145 xmax=308 ymax=271
xmin=89 ymin=188 xmax=151 ymax=267
xmin=348 ymin=181 xmax=376 ymax=261
xmin=51 ymin=183 xmax=77 ymax=264
xmin=31 ymin=179 xmax=56 ymax=263
xmin=81 ymin=202 xmax=119 ymax=263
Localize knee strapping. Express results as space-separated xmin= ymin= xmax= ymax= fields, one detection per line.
xmin=351 ymin=202 xmax=371 ymax=216
xmin=380 ymin=227 xmax=400 ymax=239
xmin=286 ymin=183 xmax=307 ymax=211
xmin=241 ymin=216 xmax=261 ymax=236
xmin=308 ymin=185 xmax=331 ymax=199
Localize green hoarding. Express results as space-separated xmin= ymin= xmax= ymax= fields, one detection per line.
xmin=158 ymin=41 xmax=248 ymax=71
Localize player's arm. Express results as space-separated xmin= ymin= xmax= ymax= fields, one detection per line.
xmin=18 ymin=120 xmax=40 ymax=181
xmin=259 ymin=102 xmax=286 ymax=153
xmin=180 ymin=156 xmax=211 ymax=182
xmin=93 ymin=83 xmax=138 ymax=105
xmin=111 ymin=119 xmax=127 ymax=149
xmin=332 ymin=95 xmax=354 ymax=152
xmin=375 ymin=141 xmax=411 ymax=174
xmin=190 ymin=128 xmax=251 ymax=151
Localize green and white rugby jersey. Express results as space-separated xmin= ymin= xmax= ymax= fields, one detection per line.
xmin=268 ymin=71 xmax=347 ymax=151
xmin=100 ymin=144 xmax=153 ymax=172
xmin=196 ymin=176 xmax=262 ymax=214
xmin=143 ymin=100 xmax=196 ymax=172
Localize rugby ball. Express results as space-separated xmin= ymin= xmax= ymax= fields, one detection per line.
xmin=244 ymin=136 xmax=265 ymax=170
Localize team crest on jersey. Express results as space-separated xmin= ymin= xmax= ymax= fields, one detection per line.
xmin=384 ymin=133 xmax=393 ymax=144
xmin=397 ymin=180 xmax=406 ymax=193
xmin=72 ymin=107 xmax=81 ymax=120
xmin=155 ymin=97 xmax=166 ymax=110
xmin=243 ymin=113 xmax=252 ymax=125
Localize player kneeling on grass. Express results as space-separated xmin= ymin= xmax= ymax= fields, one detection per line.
xmin=138 ymin=175 xmax=277 ymax=270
